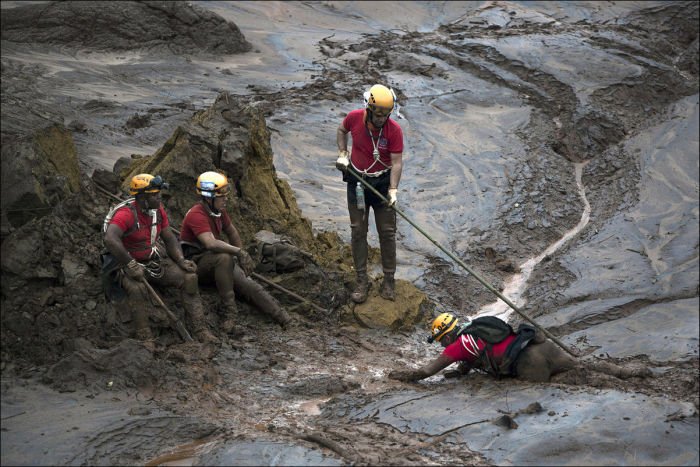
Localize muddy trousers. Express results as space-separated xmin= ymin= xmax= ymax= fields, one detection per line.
xmin=347 ymin=183 xmax=397 ymax=277
xmin=515 ymin=339 xmax=645 ymax=382
xmin=120 ymin=257 xmax=208 ymax=336
xmin=193 ymin=251 xmax=290 ymax=325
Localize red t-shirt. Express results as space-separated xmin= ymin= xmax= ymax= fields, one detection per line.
xmin=342 ymin=109 xmax=404 ymax=174
xmin=180 ymin=202 xmax=232 ymax=246
xmin=109 ymin=201 xmax=169 ymax=261
xmin=442 ymin=332 xmax=517 ymax=369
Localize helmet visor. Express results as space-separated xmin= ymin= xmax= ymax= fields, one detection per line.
xmin=200 ymin=180 xmax=230 ymax=197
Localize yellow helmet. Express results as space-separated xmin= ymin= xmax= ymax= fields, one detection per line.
xmin=129 ymin=173 xmax=166 ymax=195
xmin=196 ymin=171 xmax=230 ymax=198
xmin=364 ymin=84 xmax=396 ymax=116
xmin=428 ymin=312 xmax=458 ymax=343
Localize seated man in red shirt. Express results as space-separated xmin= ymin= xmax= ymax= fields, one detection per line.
xmin=103 ymin=173 xmax=218 ymax=344
xmin=180 ymin=171 xmax=291 ymax=333
xmin=389 ymin=313 xmax=652 ymax=383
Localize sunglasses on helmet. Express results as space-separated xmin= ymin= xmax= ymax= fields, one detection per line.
xmin=146 ymin=175 xmax=169 ymax=192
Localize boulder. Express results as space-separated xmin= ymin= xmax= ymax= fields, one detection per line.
xmin=121 ymin=94 xmax=316 ymax=248
xmin=351 ymin=279 xmax=431 ymax=330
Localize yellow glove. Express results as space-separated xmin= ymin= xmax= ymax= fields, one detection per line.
xmin=388 ymin=188 xmax=398 ymax=207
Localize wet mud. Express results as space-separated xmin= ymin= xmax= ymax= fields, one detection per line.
xmin=1 ymin=1 xmax=698 ymax=466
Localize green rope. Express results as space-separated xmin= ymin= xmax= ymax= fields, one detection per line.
xmin=348 ymin=170 xmax=578 ymax=357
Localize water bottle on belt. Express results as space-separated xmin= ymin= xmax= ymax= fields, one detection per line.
xmin=355 ymin=182 xmax=365 ymax=211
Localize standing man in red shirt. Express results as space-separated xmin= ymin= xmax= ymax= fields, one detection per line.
xmin=103 ymin=173 xmax=218 ymax=344
xmin=336 ymin=84 xmax=404 ymax=303
xmin=180 ymin=172 xmax=291 ymax=333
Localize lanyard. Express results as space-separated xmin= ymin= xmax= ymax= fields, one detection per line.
xmin=362 ymin=124 xmax=391 ymax=173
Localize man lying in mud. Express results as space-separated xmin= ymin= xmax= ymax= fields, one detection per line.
xmin=389 ymin=313 xmax=652 ymax=383
xmin=103 ymin=173 xmax=219 ymax=345
xmin=179 ymin=171 xmax=291 ymax=333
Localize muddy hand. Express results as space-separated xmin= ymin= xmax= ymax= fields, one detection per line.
xmin=177 ymin=258 xmax=197 ymax=273
xmin=125 ymin=259 xmax=146 ymax=281
xmin=388 ymin=369 xmax=418 ymax=382
xmin=237 ymin=250 xmax=255 ymax=276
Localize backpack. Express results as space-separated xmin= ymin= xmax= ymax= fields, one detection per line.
xmin=457 ymin=316 xmax=535 ymax=377
xmin=459 ymin=316 xmax=513 ymax=344
xmin=252 ymin=230 xmax=310 ymax=273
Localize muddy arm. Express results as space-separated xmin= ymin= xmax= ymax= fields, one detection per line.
xmin=389 ymin=355 xmax=455 ymax=382
xmin=161 ymin=227 xmax=186 ymax=263
xmin=196 ymin=230 xmax=242 ymax=256
xmin=337 ymin=124 xmax=349 ymax=152
xmin=104 ymin=224 xmax=132 ymax=265
xmin=389 ymin=152 xmax=403 ymax=189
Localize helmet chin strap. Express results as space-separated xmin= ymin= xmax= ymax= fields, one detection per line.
xmin=367 ymin=109 xmax=388 ymax=129
xmin=202 ymin=197 xmax=221 ymax=217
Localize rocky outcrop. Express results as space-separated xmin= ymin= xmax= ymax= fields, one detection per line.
xmin=121 ymin=94 xmax=317 ymax=250
xmin=1 ymin=124 xmax=81 ymax=237
xmin=0 ymin=92 xmax=429 ymax=370
xmin=1 ymin=1 xmax=252 ymax=55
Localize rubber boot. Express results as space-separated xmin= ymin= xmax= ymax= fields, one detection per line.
xmin=350 ymin=274 xmax=370 ymax=304
xmin=584 ymin=359 xmax=651 ymax=380
xmin=248 ymin=286 xmax=291 ymax=328
xmin=132 ymin=302 xmax=153 ymax=340
xmin=379 ymin=273 xmax=395 ymax=301
xmin=221 ymin=295 xmax=245 ymax=337
xmin=183 ymin=293 xmax=220 ymax=345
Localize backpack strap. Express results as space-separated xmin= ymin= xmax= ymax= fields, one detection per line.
xmin=122 ymin=202 xmax=141 ymax=238
xmin=457 ymin=328 xmax=503 ymax=378
xmin=478 ymin=342 xmax=502 ymax=378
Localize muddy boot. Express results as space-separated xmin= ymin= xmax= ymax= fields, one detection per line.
xmin=247 ymin=286 xmax=291 ymax=328
xmin=221 ymin=299 xmax=245 ymax=337
xmin=586 ymin=359 xmax=639 ymax=380
xmin=350 ymin=274 xmax=370 ymax=304
xmin=132 ymin=302 xmax=153 ymax=340
xmin=631 ymin=367 xmax=653 ymax=378
xmin=134 ymin=327 xmax=153 ymax=341
xmin=184 ymin=293 xmax=220 ymax=345
xmin=269 ymin=304 xmax=291 ymax=329
xmin=379 ymin=274 xmax=395 ymax=301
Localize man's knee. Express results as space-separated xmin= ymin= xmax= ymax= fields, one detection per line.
xmin=122 ymin=275 xmax=147 ymax=297
xmin=182 ymin=272 xmax=199 ymax=294
xmin=214 ymin=252 xmax=233 ymax=269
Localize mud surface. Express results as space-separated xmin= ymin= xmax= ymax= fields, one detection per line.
xmin=1 ymin=1 xmax=699 ymax=466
